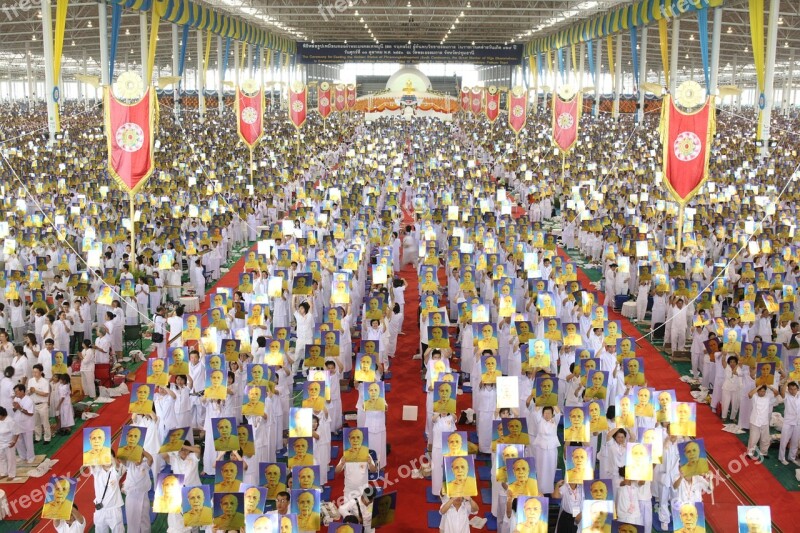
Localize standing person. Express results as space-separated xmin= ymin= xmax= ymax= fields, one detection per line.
xmin=439 ymin=495 xmax=478 ymax=533
xmin=28 ymin=364 xmax=51 ymax=443
xmin=9 ymin=299 xmax=26 ymax=344
xmin=747 ymin=384 xmax=779 ymax=459
xmin=152 ymin=306 xmax=168 ymax=359
xmin=530 ymin=405 xmax=561 ymax=494
xmin=54 ymin=506 xmax=86 ymax=533
xmin=0 ymin=406 xmax=20 ymax=480
xmin=55 ymin=374 xmax=74 ymax=436
xmin=190 ymin=259 xmax=206 ymax=304
xmin=121 ymin=449 xmax=153 ymax=533
xmin=11 ymin=345 xmax=30 ymax=385
xmin=69 ymin=299 xmax=88 ymax=356
xmin=90 ymin=453 xmax=126 ymax=533
xmin=292 ymin=299 xmax=315 ymax=376
xmin=603 ymin=263 xmax=617 ymax=307
xmin=79 ymin=339 xmax=96 ymax=400
xmin=94 ymin=327 xmax=113 ymax=365
xmin=11 ymin=384 xmax=34 ymax=464
xmin=777 ymin=380 xmax=800 ymax=465
xmin=720 ymin=355 xmax=744 ymax=423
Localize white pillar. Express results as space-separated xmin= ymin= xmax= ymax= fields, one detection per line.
xmin=760 ymin=0 xmax=779 ymax=152
xmin=197 ymin=29 xmax=204 ymax=119
xmin=172 ymin=25 xmax=180 ymax=115
xmin=234 ymin=41 xmax=240 ymax=88
xmin=40 ymin=0 xmax=57 ymax=141
xmin=532 ymin=56 xmax=539 ymax=110
xmin=782 ymin=49 xmax=794 ymax=115
xmin=613 ymin=34 xmax=622 ymax=118
xmin=637 ymin=26 xmax=648 ymax=123
xmin=140 ymin=13 xmax=148 ymax=80
xmin=594 ymin=40 xmax=601 ymax=116
xmin=80 ymin=50 xmax=87 ymax=107
xmin=578 ymin=42 xmax=585 ymax=92
xmin=670 ymin=18 xmax=680 ymax=95
xmin=217 ymin=35 xmax=224 ymax=112
xmin=25 ymin=43 xmax=33 ymax=107
xmin=710 ymin=7 xmax=722 ymax=96
xmin=98 ymin=1 xmax=109 ymax=86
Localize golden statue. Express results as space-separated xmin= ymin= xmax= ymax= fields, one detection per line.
xmin=403 ymin=79 xmax=415 ymax=94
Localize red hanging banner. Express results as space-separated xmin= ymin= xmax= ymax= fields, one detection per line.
xmin=660 ymin=95 xmax=716 ymax=204
xmin=236 ymin=84 xmax=264 ymax=149
xmin=485 ymin=86 xmax=500 ymax=122
xmin=104 ymin=87 xmax=155 ymax=194
xmin=346 ymin=84 xmax=357 ymax=109
xmin=470 ymin=87 xmax=483 ymax=115
xmin=289 ymin=82 xmax=308 ymax=129
xmin=334 ymin=84 xmax=347 ymax=112
xmin=508 ymin=86 xmax=527 ymax=134
xmin=318 ymin=82 xmax=332 ymax=119
xmin=552 ymin=93 xmax=581 ymax=153
xmin=460 ymin=87 xmax=470 ymax=113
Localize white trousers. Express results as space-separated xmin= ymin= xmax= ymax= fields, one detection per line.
xmin=0 ymin=445 xmax=16 ymax=478
xmin=748 ymin=423 xmax=771 ymax=455
xmin=779 ymin=423 xmax=800 ymax=461
xmin=93 ymin=506 xmax=124 ymax=533
xmin=82 ymin=370 xmax=96 ymax=398
xmin=34 ymin=402 xmax=51 ymax=441
xmin=16 ymin=430 xmax=34 ymax=463
xmin=720 ymin=388 xmax=741 ymax=420
xmin=124 ymin=491 xmax=152 ymax=533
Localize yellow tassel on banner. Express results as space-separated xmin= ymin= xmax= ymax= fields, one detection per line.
xmin=147 ymin=8 xmax=160 ymax=86
xmin=53 ymin=0 xmax=69 ymax=133
xmin=606 ymin=36 xmax=614 ymax=78
xmin=659 ymin=18 xmax=670 ymax=88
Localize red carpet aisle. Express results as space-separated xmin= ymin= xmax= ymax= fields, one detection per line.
xmin=565 ymin=249 xmax=799 ymax=533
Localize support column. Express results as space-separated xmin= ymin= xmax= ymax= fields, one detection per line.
xmin=670 ymin=18 xmax=680 ymax=95
xmin=98 ymin=1 xmax=109 ymax=86
xmin=197 ymin=29 xmax=205 ymax=120
xmin=637 ymin=26 xmax=648 ymax=123
xmin=172 ymin=24 xmax=180 ymax=115
xmin=732 ymin=55 xmax=740 ymax=109
xmin=217 ymin=35 xmax=224 ymax=112
xmin=140 ymin=13 xmax=148 ymax=80
xmin=532 ymin=57 xmax=539 ymax=111
xmin=594 ymin=40 xmax=601 ymax=116
xmin=782 ymin=49 xmax=794 ymax=115
xmin=760 ymin=0 xmax=779 ymax=153
xmin=234 ymin=41 xmax=240 ymax=89
xmin=710 ymin=7 xmax=722 ymax=96
xmin=613 ymin=34 xmax=622 ymax=118
xmin=40 ymin=0 xmax=57 ymax=142
xmin=578 ymin=42 xmax=585 ymax=93
xmin=25 ymin=43 xmax=33 ymax=108
xmin=80 ymin=50 xmax=87 ymax=107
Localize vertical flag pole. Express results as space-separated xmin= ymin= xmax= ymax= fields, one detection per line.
xmin=249 ymin=147 xmax=254 ymax=189
xmin=129 ymin=193 xmax=136 ymax=271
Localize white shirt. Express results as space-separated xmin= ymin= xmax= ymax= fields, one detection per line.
xmin=783 ymin=391 xmax=800 ymax=426
xmin=749 ymin=392 xmax=775 ymax=426
xmin=91 ymin=465 xmax=125 ymax=509
xmin=439 ymin=497 xmax=477 ymax=533
xmin=0 ymin=414 xmax=20 ymax=446
xmin=12 ymin=394 xmax=35 ymax=432
xmin=28 ymin=376 xmax=50 ymax=404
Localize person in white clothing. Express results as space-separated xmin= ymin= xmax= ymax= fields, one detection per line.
xmin=94 ymin=327 xmax=113 ymax=365
xmin=747 ymin=384 xmax=779 ymax=458
xmin=28 ymin=364 xmax=51 ymax=443
xmin=90 ymin=455 xmax=126 ymax=533
xmin=439 ymin=495 xmax=478 ymax=533
xmin=337 ymin=488 xmax=376 ymax=533
xmin=0 ymin=406 xmax=20 ymax=479
xmin=11 ymin=384 xmax=35 ymax=463
xmin=777 ymin=380 xmax=800 ymax=465
xmin=720 ymin=355 xmax=744 ymax=423
xmin=79 ymin=339 xmax=97 ymax=400
xmin=54 ymin=506 xmax=87 ymax=533
xmin=122 ymin=449 xmax=154 ymax=533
